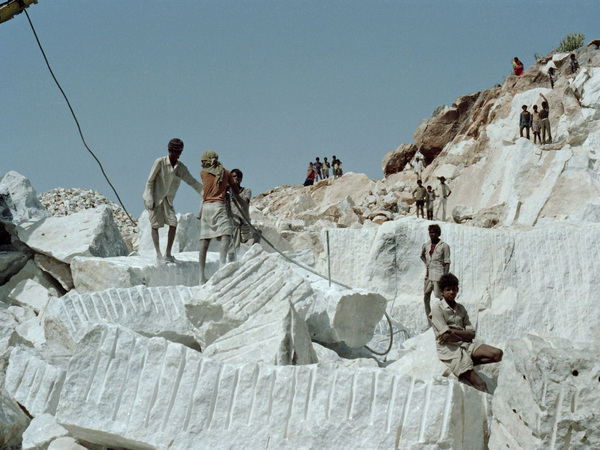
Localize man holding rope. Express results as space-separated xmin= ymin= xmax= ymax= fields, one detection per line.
xmin=226 ymin=168 xmax=261 ymax=262
xmin=198 ymin=150 xmax=242 ymax=284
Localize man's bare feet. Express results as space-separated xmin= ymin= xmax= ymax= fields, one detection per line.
xmin=156 ymin=254 xmax=166 ymax=265
xmin=165 ymin=255 xmax=178 ymax=263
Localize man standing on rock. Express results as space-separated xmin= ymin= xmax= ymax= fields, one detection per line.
xmin=143 ymin=138 xmax=203 ymax=264
xmin=435 ymin=176 xmax=451 ymax=221
xmin=420 ymin=224 xmax=451 ymax=326
xmin=412 ymin=179 xmax=427 ymax=219
xmin=226 ymin=168 xmax=260 ymax=262
xmin=198 ymin=150 xmax=241 ymax=284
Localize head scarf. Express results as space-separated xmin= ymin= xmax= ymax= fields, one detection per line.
xmin=168 ymin=138 xmax=184 ymax=152
xmin=201 ymin=150 xmax=225 ymax=186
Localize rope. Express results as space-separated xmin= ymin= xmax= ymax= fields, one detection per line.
xmin=230 ymin=194 xmax=395 ymax=356
xmin=23 ymin=9 xmax=137 ymax=226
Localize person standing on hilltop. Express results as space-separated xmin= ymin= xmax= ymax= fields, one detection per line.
xmin=435 ymin=176 xmax=451 ymax=221
xmin=314 ymin=157 xmax=323 ymax=181
xmin=322 ymin=157 xmax=330 ymax=179
xmin=333 ymin=156 xmax=343 ymax=178
xmin=413 ymin=156 xmax=424 ymax=181
xmin=412 ymin=179 xmax=427 ymax=219
xmin=426 ymin=185 xmax=436 ymax=220
xmin=540 ymin=94 xmax=552 ymax=144
xmin=143 ymin=138 xmax=203 ymax=264
xmin=569 ymin=53 xmax=580 ymax=74
xmin=304 ymin=162 xmax=316 ymax=186
xmin=512 ymin=57 xmax=524 ymax=76
xmin=519 ymin=105 xmax=532 ymax=140
xmin=198 ymin=150 xmax=241 ymax=284
xmin=531 ymin=105 xmax=542 ymax=144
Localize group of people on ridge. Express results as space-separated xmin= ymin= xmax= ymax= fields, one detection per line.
xmin=304 ymin=156 xmax=343 ymax=186
xmin=519 ymin=94 xmax=552 ymax=144
xmin=411 ymin=156 xmax=452 ymax=221
xmin=143 ymin=138 xmax=259 ymax=284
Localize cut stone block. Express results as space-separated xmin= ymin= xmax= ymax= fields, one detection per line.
xmin=5 ymin=346 xmax=67 ymax=417
xmin=0 ymin=260 xmax=62 ymax=304
xmin=8 ymin=279 xmax=55 ymax=314
xmin=55 ymin=324 xmax=489 ymax=449
xmin=186 ymin=247 xmax=313 ymax=347
xmin=489 ymin=334 xmax=600 ymax=450
xmin=204 ymin=299 xmax=318 ymax=365
xmin=70 ymin=252 xmax=218 ymax=293
xmin=43 ymin=285 xmax=201 ymax=352
xmin=22 ymin=413 xmax=69 ymax=450
xmin=304 ymin=280 xmax=387 ymax=348
xmin=16 ymin=206 xmax=128 ymax=264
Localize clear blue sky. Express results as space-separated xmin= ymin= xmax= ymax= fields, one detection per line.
xmin=2 ymin=0 xmax=596 ymax=218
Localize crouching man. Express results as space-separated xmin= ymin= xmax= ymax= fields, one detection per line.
xmin=430 ymin=273 xmax=503 ymax=393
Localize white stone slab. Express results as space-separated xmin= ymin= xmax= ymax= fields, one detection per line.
xmin=204 ymin=299 xmax=318 ymax=365
xmin=0 ymin=171 xmax=50 ymax=227
xmin=55 ymin=324 xmax=489 ymax=449
xmin=489 ymin=334 xmax=600 ymax=449
xmin=71 ymin=252 xmax=218 ymax=293
xmin=8 ymin=279 xmax=55 ymax=314
xmin=43 ymin=285 xmax=201 ymax=352
xmin=22 ymin=413 xmax=69 ymax=450
xmin=5 ymin=346 xmax=67 ymax=417
xmin=16 ymin=206 xmax=128 ymax=264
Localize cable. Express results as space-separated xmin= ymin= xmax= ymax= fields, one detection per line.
xmin=230 ymin=194 xmax=396 ymax=356
xmin=23 ymin=9 xmax=137 ymax=226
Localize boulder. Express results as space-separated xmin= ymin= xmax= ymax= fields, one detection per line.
xmin=0 ymin=171 xmax=50 ymax=227
xmin=452 ymin=204 xmax=474 ymax=223
xmin=0 ymin=388 xmax=30 ymax=449
xmin=382 ymin=143 xmax=418 ymax=176
xmin=0 ymin=260 xmax=63 ymax=304
xmin=8 ymin=279 xmax=56 ymax=314
xmin=16 ymin=206 xmax=128 ymax=264
xmin=54 ymin=324 xmax=489 ymax=449
xmin=22 ymin=413 xmax=69 ymax=450
xmin=34 ymin=253 xmax=74 ymax=291
xmin=303 ymin=281 xmax=387 ymax=348
xmin=0 ymin=251 xmax=30 ymax=286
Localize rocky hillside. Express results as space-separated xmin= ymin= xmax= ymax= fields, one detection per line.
xmin=253 ymin=45 xmax=600 ymax=249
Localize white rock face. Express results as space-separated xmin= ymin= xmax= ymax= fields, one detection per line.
xmin=0 ymin=171 xmax=50 ymax=226
xmin=204 ymin=299 xmax=318 ymax=365
xmin=54 ymin=324 xmax=489 ymax=449
xmin=43 ymin=285 xmax=201 ymax=352
xmin=322 ymin=217 xmax=600 ymax=349
xmin=0 ymin=259 xmax=62 ymax=303
xmin=16 ymin=206 xmax=128 ymax=263
xmin=70 ymin=251 xmax=218 ymax=293
xmin=489 ymin=334 xmax=600 ymax=450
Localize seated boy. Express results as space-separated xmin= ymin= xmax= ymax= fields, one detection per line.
xmin=430 ymin=273 xmax=503 ymax=393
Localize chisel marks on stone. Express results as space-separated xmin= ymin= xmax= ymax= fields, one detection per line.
xmin=283 ymin=368 xmax=297 ymax=439
xmin=84 ymin=327 xmax=109 ymax=402
xmin=326 ymin=370 xmax=337 ymax=420
xmin=225 ymin=366 xmax=240 ymax=431
xmin=247 ymin=364 xmax=261 ymax=426
xmin=418 ymin=380 xmax=433 ymax=442
xmin=112 ymin=334 xmax=138 ymax=422
xmin=304 ymin=365 xmax=317 ymax=421
xmin=369 ymin=371 xmax=378 ymax=426
xmin=162 ymin=347 xmax=187 ymax=431
xmin=204 ymin=363 xmax=223 ymax=430
xmin=183 ymin=357 xmax=203 ymax=432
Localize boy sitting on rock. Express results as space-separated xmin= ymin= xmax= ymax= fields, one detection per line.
xmin=430 ymin=273 xmax=503 ymax=393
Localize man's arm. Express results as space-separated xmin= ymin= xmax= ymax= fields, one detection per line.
xmin=143 ymin=159 xmax=161 ymax=210
xmin=420 ymin=243 xmax=427 ymax=265
xmin=439 ymin=328 xmax=475 ymax=344
xmin=442 ymin=242 xmax=451 ymax=275
xmin=178 ymin=164 xmax=203 ymax=195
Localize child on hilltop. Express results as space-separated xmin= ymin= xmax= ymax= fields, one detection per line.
xmin=569 ymin=53 xmax=579 ymax=74
xmin=540 ymin=94 xmax=552 ymax=144
xmin=426 ymin=185 xmax=436 ymax=220
xmin=548 ymin=67 xmax=557 ymax=89
xmin=430 ymin=273 xmax=503 ymax=393
xmin=322 ymin=157 xmax=330 ymax=178
xmin=314 ymin=157 xmax=323 ymax=181
xmin=519 ymin=105 xmax=532 ymax=139
xmin=532 ymin=105 xmax=541 ymax=144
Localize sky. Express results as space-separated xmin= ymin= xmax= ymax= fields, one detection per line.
xmin=2 ymin=0 xmax=597 ymax=220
